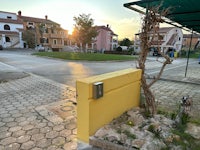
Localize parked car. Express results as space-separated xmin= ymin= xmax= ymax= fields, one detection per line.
xmin=153 ymin=49 xmax=161 ymax=56
xmin=149 ymin=47 xmax=161 ymax=56
xmin=0 ymin=45 xmax=3 ymax=50
xmin=35 ymin=44 xmax=45 ymax=52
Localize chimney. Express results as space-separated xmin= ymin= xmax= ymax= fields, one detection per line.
xmin=45 ymin=15 xmax=48 ymax=20
xmin=18 ymin=11 xmax=21 ymax=16
xmin=107 ymin=24 xmax=109 ymax=28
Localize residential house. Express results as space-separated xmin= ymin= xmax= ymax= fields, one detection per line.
xmin=92 ymin=25 xmax=118 ymax=51
xmin=17 ymin=11 xmax=68 ymax=51
xmin=0 ymin=11 xmax=24 ymax=48
xmin=134 ymin=27 xmax=183 ymax=54
xmin=182 ymin=34 xmax=200 ymax=50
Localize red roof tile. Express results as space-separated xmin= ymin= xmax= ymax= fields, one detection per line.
xmin=18 ymin=15 xmax=59 ymax=25
xmin=0 ymin=18 xmax=23 ymax=24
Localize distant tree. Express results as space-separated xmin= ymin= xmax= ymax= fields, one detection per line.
xmin=72 ymin=14 xmax=98 ymax=51
xmin=22 ymin=29 xmax=35 ymax=48
xmin=119 ymin=38 xmax=133 ymax=48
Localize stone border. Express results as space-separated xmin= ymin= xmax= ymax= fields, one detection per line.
xmin=89 ymin=137 xmax=135 ymax=150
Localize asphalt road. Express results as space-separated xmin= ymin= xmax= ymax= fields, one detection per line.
xmin=0 ymin=50 xmax=198 ymax=87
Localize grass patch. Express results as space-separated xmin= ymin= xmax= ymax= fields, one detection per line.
xmin=33 ymin=52 xmax=137 ymax=61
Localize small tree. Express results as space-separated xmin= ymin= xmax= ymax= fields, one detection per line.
xmin=138 ymin=6 xmax=172 ymax=115
xmin=119 ymin=38 xmax=133 ymax=48
xmin=72 ymin=14 xmax=98 ymax=51
xmin=22 ymin=29 xmax=36 ymax=48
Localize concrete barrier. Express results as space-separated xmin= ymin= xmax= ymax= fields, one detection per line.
xmin=76 ymin=68 xmax=142 ymax=142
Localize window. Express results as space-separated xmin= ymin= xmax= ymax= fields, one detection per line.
xmin=7 ymin=16 xmax=12 ymax=19
xmin=53 ymin=39 xmax=57 ymax=45
xmin=28 ymin=22 xmax=34 ymax=25
xmin=4 ymin=24 xmax=10 ymax=30
xmin=5 ymin=37 xmax=10 ymax=42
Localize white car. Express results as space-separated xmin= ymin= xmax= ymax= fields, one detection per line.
xmin=35 ymin=45 xmax=45 ymax=51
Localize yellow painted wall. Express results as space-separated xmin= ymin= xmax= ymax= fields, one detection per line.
xmin=76 ymin=68 xmax=142 ymax=143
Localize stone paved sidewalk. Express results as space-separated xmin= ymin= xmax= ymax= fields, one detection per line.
xmin=0 ymin=75 xmax=77 ymax=150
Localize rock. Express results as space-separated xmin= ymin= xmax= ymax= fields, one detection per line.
xmin=94 ymin=125 xmax=110 ymax=138
xmin=142 ymin=138 xmax=167 ymax=150
xmin=185 ymin=123 xmax=200 ymax=139
xmin=127 ymin=110 xmax=145 ymax=126
xmin=132 ymin=139 xmax=145 ymax=149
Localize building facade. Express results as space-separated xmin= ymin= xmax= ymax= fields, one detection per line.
xmin=18 ymin=11 xmax=68 ymax=51
xmin=0 ymin=11 xmax=24 ymax=48
xmin=182 ymin=34 xmax=200 ymax=50
xmin=134 ymin=27 xmax=183 ymax=53
xmin=92 ymin=25 xmax=118 ymax=51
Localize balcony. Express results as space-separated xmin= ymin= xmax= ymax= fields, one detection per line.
xmin=50 ymin=34 xmax=66 ymax=39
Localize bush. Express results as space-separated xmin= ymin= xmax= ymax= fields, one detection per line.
xmin=116 ymin=46 xmax=122 ymax=52
xmin=104 ymin=50 xmax=132 ymax=55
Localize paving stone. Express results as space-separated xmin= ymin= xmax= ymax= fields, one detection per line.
xmin=21 ymin=140 xmax=35 ymax=150
xmin=52 ymin=136 xmax=66 ymax=146
xmin=40 ymin=126 xmax=52 ymax=134
xmin=46 ymin=145 xmax=59 ymax=150
xmin=0 ymin=131 xmax=12 ymax=139
xmin=46 ymin=131 xmax=59 ymax=139
xmin=0 ymin=122 xmax=6 ymax=127
xmin=12 ymin=130 xmax=26 ymax=138
xmin=53 ymin=124 xmax=65 ymax=131
xmin=0 ymin=126 xmax=9 ymax=132
xmin=60 ymin=129 xmax=72 ymax=137
xmin=2 ymin=118 xmax=14 ymax=123
xmin=0 ymin=145 xmax=4 ymax=150
xmin=31 ymin=148 xmax=43 ymax=150
xmin=17 ymin=135 xmax=31 ymax=143
xmin=63 ymin=141 xmax=77 ymax=150
xmin=22 ymin=124 xmax=34 ymax=131
xmin=0 ymin=137 xmax=16 ymax=145
xmin=6 ymin=122 xmax=18 ymax=128
xmin=15 ymin=117 xmax=26 ymax=122
xmin=31 ymin=133 xmax=45 ymax=141
xmin=4 ymin=143 xmax=20 ymax=150
xmin=26 ymin=128 xmax=40 ymax=135
xmin=9 ymin=126 xmax=22 ymax=132
xmin=35 ymin=122 xmax=47 ymax=128
xmin=18 ymin=121 xmax=29 ymax=126
xmin=36 ymin=139 xmax=51 ymax=148
xmin=66 ymin=122 xmax=76 ymax=130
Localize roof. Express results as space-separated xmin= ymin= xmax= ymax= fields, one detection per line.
xmin=183 ymin=34 xmax=200 ymax=38
xmin=18 ymin=15 xmax=59 ymax=25
xmin=0 ymin=18 xmax=23 ymax=24
xmin=124 ymin=0 xmax=200 ymax=34
xmin=0 ymin=11 xmax=16 ymax=15
xmin=0 ymin=31 xmax=19 ymax=35
xmin=95 ymin=25 xmax=118 ymax=36
xmin=135 ymin=27 xmax=176 ymax=35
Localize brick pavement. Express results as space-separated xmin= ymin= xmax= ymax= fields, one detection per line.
xmin=0 ymin=75 xmax=77 ymax=150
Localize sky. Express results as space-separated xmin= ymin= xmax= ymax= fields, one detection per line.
xmin=0 ymin=0 xmax=143 ymax=40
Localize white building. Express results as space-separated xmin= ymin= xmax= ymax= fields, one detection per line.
xmin=0 ymin=11 xmax=24 ymax=48
xmin=134 ymin=27 xmax=183 ymax=54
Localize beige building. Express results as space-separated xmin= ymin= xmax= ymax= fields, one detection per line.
xmin=18 ymin=11 xmax=68 ymax=51
xmin=182 ymin=34 xmax=200 ymax=50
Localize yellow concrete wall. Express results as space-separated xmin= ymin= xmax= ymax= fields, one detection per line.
xmin=76 ymin=68 xmax=142 ymax=143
